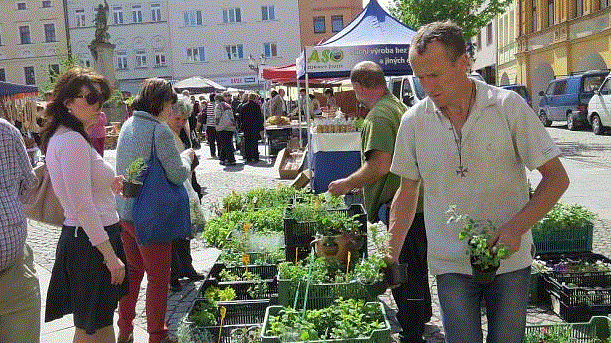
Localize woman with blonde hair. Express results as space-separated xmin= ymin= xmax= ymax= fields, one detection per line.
xmin=41 ymin=66 xmax=128 ymax=343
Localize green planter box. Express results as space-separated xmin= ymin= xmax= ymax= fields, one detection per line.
xmin=260 ymin=302 xmax=391 ymax=343
xmin=532 ymin=222 xmax=593 ymax=254
xmin=524 ymin=316 xmax=610 ymax=342
xmin=277 ymin=279 xmax=375 ymax=310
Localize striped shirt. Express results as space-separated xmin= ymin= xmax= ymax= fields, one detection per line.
xmin=206 ymin=102 xmax=216 ymax=127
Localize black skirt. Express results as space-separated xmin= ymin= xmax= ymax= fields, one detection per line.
xmin=45 ymin=223 xmax=129 ymax=334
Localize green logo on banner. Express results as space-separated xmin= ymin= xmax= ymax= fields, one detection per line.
xmin=308 ymin=49 xmax=344 ymax=63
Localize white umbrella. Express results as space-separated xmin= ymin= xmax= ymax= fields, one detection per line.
xmin=173 ymin=76 xmax=226 ymax=93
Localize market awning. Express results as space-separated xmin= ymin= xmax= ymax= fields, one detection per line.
xmin=0 ymin=81 xmax=38 ymax=100
xmin=173 ymin=76 xmax=226 ymax=93
xmin=262 ymin=64 xmax=346 ymax=87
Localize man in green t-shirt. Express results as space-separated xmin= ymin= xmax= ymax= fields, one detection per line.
xmin=328 ymin=61 xmax=431 ymax=343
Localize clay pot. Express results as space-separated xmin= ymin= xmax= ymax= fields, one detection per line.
xmin=310 ymin=233 xmax=365 ymax=263
xmin=122 ymin=180 xmax=142 ymax=198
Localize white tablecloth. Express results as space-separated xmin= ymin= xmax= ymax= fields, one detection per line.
xmin=310 ymin=132 xmax=361 ymax=153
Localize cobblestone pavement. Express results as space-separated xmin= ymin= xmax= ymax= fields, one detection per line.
xmin=30 ymin=127 xmax=611 ymax=342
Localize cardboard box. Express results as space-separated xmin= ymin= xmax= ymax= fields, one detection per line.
xmin=276 ymin=147 xmax=307 ymax=179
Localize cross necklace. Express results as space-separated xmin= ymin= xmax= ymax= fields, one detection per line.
xmin=449 ymin=82 xmax=476 ymax=178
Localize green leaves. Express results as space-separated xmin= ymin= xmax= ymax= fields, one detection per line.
xmin=533 ymin=203 xmax=595 ymax=231
xmin=125 ymin=157 xmax=147 ymax=182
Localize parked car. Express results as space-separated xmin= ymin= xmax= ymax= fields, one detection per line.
xmin=501 ymin=84 xmax=532 ymax=107
xmin=538 ymin=70 xmax=609 ymax=130
xmin=587 ymin=74 xmax=611 ymax=135
xmin=387 ymin=72 xmax=484 ymax=107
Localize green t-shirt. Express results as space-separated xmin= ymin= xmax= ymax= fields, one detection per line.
xmin=361 ymin=94 xmax=406 ymax=222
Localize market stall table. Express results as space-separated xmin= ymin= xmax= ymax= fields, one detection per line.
xmin=264 ymin=121 xmax=307 ymax=159
xmin=310 ymin=131 xmax=361 ymax=193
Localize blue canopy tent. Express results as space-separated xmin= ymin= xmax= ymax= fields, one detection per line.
xmin=297 ymin=0 xmax=417 ymax=192
xmin=297 ymin=0 xmax=417 ymax=79
xmin=0 ymin=81 xmax=38 ymax=99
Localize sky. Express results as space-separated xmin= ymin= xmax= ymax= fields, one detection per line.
xmin=363 ymin=0 xmax=393 ymax=10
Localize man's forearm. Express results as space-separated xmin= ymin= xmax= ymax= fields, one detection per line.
xmin=508 ymin=157 xmax=570 ymax=236
xmin=342 ymin=160 xmax=386 ymax=190
xmin=388 ymin=178 xmax=420 ymax=263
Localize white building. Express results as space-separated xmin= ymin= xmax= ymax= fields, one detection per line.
xmin=167 ymin=0 xmax=301 ymax=90
xmin=472 ymin=18 xmax=497 ymax=84
xmin=66 ymin=1 xmax=173 ymax=94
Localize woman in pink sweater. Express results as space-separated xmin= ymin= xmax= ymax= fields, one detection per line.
xmin=88 ymin=111 xmax=107 ymax=156
xmin=41 ymin=67 xmax=128 ymax=343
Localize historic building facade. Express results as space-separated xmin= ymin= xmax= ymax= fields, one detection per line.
xmin=298 ymin=0 xmax=362 ymax=48
xmin=0 ymin=0 xmax=68 ymax=87
xmin=516 ymin=0 xmax=611 ymax=110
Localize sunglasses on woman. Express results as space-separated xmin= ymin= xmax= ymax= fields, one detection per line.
xmin=75 ymin=92 xmax=102 ymax=105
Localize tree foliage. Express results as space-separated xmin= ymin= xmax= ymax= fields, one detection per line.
xmin=389 ymin=0 xmax=512 ymax=40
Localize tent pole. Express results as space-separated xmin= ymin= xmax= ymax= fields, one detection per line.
xmin=305 ymin=73 xmax=312 ymax=178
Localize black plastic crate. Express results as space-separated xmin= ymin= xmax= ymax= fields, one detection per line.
xmin=283 ymin=203 xmax=367 ymax=262
xmin=201 ymin=278 xmax=278 ymax=301
xmin=539 ymin=252 xmax=611 ymax=284
xmin=187 ymin=298 xmax=270 ymax=327
xmin=187 ymin=323 xmax=262 ymax=343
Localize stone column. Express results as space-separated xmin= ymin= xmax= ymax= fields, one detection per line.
xmin=89 ymin=41 xmax=117 ymax=88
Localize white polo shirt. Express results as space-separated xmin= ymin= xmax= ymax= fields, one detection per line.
xmin=390 ymin=80 xmax=561 ymax=276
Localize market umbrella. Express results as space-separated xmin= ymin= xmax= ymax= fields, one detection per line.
xmin=173 ymin=76 xmax=226 ymax=94
xmin=0 ymin=81 xmax=38 ymax=99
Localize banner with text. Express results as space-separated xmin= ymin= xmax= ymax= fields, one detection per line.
xmin=301 ymin=44 xmax=412 ymax=79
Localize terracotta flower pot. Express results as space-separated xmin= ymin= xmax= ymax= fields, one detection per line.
xmin=310 ymin=233 xmax=365 ymax=263
xmin=122 ymin=180 xmax=142 ymax=198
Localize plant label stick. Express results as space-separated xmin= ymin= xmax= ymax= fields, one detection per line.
xmin=217 ymin=306 xmax=227 ymax=343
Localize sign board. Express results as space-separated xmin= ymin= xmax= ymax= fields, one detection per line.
xmin=301 ymin=44 xmax=412 ymax=79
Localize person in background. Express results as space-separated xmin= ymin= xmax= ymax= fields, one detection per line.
xmin=309 ymin=94 xmax=322 ymax=117
xmin=88 ymin=110 xmax=108 ymax=156
xmin=41 ymin=67 xmax=127 ymax=343
xmin=115 ymin=78 xmax=193 ymax=343
xmin=0 ymin=118 xmax=40 ymax=343
xmin=205 ymin=94 xmax=218 ymax=159
xmin=240 ymin=92 xmax=264 ymax=163
xmin=298 ymin=88 xmax=308 ymax=118
xmin=161 ymin=96 xmax=205 ymax=292
xmin=389 ymin=21 xmax=570 ymax=343
xmin=324 ymin=88 xmax=338 ymax=111
xmin=270 ymin=89 xmax=286 ymax=117
xmin=189 ymin=100 xmax=200 ymax=149
xmin=215 ymin=91 xmax=237 ymax=166
xmin=327 ymin=61 xmax=432 ymax=342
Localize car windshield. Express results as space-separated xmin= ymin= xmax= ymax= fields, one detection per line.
xmin=582 ymin=75 xmax=607 ymax=93
xmin=411 ymin=77 xmax=426 ymax=100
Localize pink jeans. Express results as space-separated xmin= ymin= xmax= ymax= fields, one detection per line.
xmin=117 ymin=221 xmax=171 ymax=343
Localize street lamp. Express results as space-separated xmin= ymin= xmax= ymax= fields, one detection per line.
xmin=248 ymin=54 xmax=266 ymax=73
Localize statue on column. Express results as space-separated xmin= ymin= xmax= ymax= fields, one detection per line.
xmin=94 ymin=0 xmax=110 ymax=43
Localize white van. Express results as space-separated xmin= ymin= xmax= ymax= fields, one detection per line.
xmin=388 ymin=72 xmax=485 ymax=107
xmin=587 ymin=74 xmax=611 ymax=135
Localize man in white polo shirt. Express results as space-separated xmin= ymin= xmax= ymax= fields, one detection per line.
xmin=388 ymin=21 xmax=570 ymax=343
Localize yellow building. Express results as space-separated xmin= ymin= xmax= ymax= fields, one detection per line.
xmin=497 ymin=0 xmax=519 ymax=85
xmin=516 ymin=0 xmax=611 ymax=110
xmin=298 ymin=0 xmax=362 ymax=48
xmin=0 ymin=0 xmax=68 ymax=86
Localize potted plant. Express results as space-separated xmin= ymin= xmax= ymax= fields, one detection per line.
xmin=122 ymin=157 xmax=147 ymax=197
xmin=310 ymin=211 xmax=365 ymax=263
xmin=531 ymin=203 xmax=596 ymax=254
xmin=448 ymin=206 xmax=510 ymax=284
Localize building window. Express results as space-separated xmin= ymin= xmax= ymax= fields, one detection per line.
xmin=113 ymin=6 xmax=124 ymax=24
xmin=75 ymin=9 xmax=86 ymax=27
xmin=24 ymin=66 xmax=35 ymax=85
xmin=155 ymin=52 xmax=166 ymax=66
xmin=548 ymin=0 xmax=554 ymax=26
xmin=19 ymin=26 xmax=31 ymax=45
xmin=261 ymin=5 xmax=275 ymax=21
xmin=532 ymin=0 xmax=537 ymax=32
xmin=44 ymin=24 xmax=56 ymax=42
xmin=48 ymin=64 xmax=60 ymax=76
xmin=151 ymin=3 xmax=161 ymax=22
xmin=0 ymin=69 xmax=5 ymax=82
xmin=186 ymin=47 xmax=206 ymax=62
xmin=331 ymin=16 xmax=343 ymax=32
xmin=314 ymin=16 xmax=325 ymax=33
xmin=184 ymin=10 xmax=203 ymax=26
xmin=486 ymin=23 xmax=493 ymax=45
xmin=42 ymin=1 xmax=52 ymax=8
xmin=225 ymin=44 xmax=243 ymax=60
xmin=17 ymin=2 xmax=27 ymax=10
xmin=223 ymin=8 xmax=242 ymax=23
xmin=117 ymin=52 xmax=128 ymax=69
xmin=263 ymin=42 xmax=277 ymax=57
xmin=135 ymin=50 xmax=147 ymax=67
xmin=132 ymin=5 xmax=142 ymax=23
xmin=601 ymin=0 xmax=609 ymax=9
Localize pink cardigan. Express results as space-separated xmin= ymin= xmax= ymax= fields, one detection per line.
xmin=46 ymin=126 xmax=119 ymax=245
